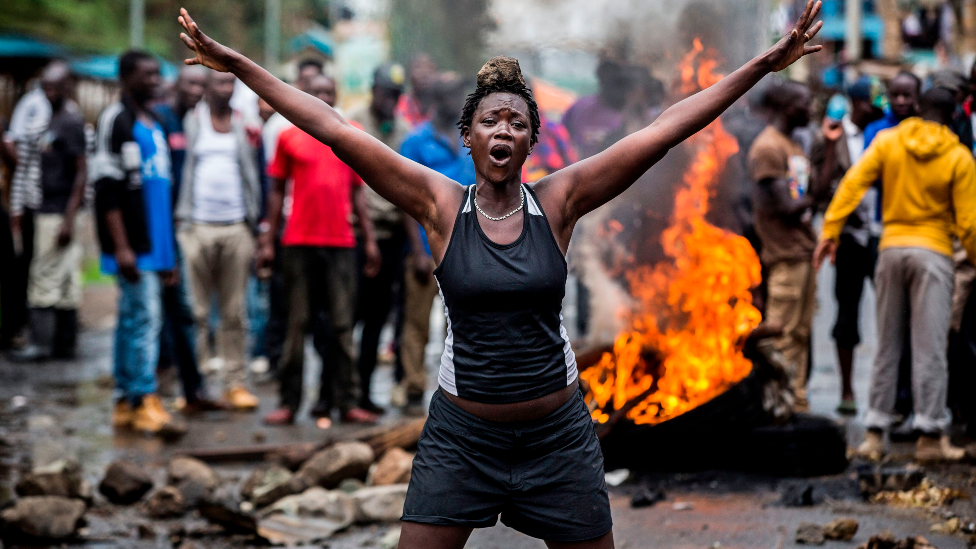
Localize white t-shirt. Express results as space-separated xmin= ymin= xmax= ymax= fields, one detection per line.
xmin=841 ymin=115 xmax=880 ymax=244
xmin=262 ymin=112 xmax=293 ymax=164
xmin=6 ymin=88 xmax=51 ymax=142
xmin=192 ymin=104 xmax=246 ymax=224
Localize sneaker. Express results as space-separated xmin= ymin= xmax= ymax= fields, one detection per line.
xmin=341 ymin=408 xmax=379 ymax=425
xmin=263 ymin=407 xmax=295 ymax=425
xmin=8 ymin=345 xmax=52 ymax=362
xmin=203 ymin=357 xmax=225 ymax=375
xmin=113 ymin=400 xmax=134 ymax=430
xmin=249 ymin=356 xmax=270 ymax=375
xmin=916 ymin=434 xmax=966 ymax=463
xmin=836 ymin=399 xmax=857 ymax=416
xmin=181 ymin=397 xmax=228 ymax=415
xmin=132 ymin=395 xmax=187 ymax=439
xmin=224 ymin=386 xmax=260 ymax=411
xmin=855 ymin=429 xmax=885 ymax=461
xmin=890 ymin=415 xmax=919 ymax=442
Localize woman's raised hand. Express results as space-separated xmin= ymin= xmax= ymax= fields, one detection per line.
xmin=179 ymin=8 xmax=233 ymax=72
xmin=765 ymin=0 xmax=824 ymax=72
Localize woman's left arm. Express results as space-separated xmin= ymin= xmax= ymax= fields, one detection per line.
xmin=538 ymin=0 xmax=823 ymax=240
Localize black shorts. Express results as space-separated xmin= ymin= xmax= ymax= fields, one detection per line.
xmin=402 ymin=389 xmax=612 ymax=542
xmin=832 ymin=233 xmax=879 ymax=348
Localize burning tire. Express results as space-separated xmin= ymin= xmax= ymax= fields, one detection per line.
xmin=598 ymin=356 xmax=848 ymax=477
xmin=600 ymin=366 xmax=767 ymax=471
xmin=737 ymin=414 xmax=848 ymax=477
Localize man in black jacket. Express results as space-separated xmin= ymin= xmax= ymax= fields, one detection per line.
xmin=92 ymin=51 xmax=183 ymax=437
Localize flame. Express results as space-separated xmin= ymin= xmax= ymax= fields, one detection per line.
xmin=581 ymin=41 xmax=762 ymax=426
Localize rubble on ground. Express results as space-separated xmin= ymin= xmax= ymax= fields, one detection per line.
xmin=368 ymin=447 xmax=414 ymax=486
xmin=15 ymin=458 xmax=93 ymax=504
xmin=858 ymin=464 xmax=926 ymax=496
xmin=796 ymin=522 xmax=826 ymax=545
xmin=167 ymin=456 xmax=220 ymax=505
xmin=241 ymin=465 xmax=306 ymax=508
xmin=199 ymin=484 xmax=259 ymax=534
xmin=631 ymin=487 xmax=666 ymax=508
xmin=297 ymin=441 xmax=375 ymax=489
xmin=873 ymin=478 xmax=968 ymax=508
xmin=823 ymin=518 xmax=860 ymax=541
xmin=929 ymin=516 xmax=960 ymax=534
xmin=794 ymin=518 xmax=860 ymax=545
xmin=856 ymin=533 xmax=936 ymax=549
xmin=145 ymin=485 xmax=186 ymax=518
xmin=99 ymin=460 xmax=154 ymax=504
xmin=352 ymin=484 xmax=409 ymax=522
xmin=0 ymin=418 xmax=431 ymax=545
xmin=0 ymin=496 xmax=87 ymax=541
xmin=257 ymin=487 xmax=357 ymax=545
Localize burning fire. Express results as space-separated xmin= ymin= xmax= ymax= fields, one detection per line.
xmin=581 ymin=39 xmax=763 ymax=426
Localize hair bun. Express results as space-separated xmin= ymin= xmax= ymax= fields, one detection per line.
xmin=477 ymin=56 xmax=526 ymax=89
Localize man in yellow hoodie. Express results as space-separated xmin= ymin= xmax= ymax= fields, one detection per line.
xmin=815 ymin=87 xmax=976 ymax=463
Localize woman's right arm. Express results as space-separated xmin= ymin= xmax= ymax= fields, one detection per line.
xmin=178 ymin=9 xmax=460 ymax=230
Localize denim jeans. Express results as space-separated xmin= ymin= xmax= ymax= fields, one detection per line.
xmin=115 ymin=271 xmax=162 ymax=402
xmin=248 ymin=275 xmax=269 ymax=359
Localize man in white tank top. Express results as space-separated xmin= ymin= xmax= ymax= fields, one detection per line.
xmin=175 ymin=71 xmax=263 ymax=411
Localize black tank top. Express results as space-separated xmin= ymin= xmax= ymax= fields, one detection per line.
xmin=433 ymin=184 xmax=578 ymax=404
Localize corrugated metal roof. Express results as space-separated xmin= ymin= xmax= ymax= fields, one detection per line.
xmin=71 ymin=54 xmax=179 ymax=81
xmin=0 ymin=35 xmax=68 ymax=58
xmin=288 ymin=27 xmax=335 ymax=57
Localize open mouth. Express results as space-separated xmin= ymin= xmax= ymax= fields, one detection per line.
xmin=489 ymin=144 xmax=513 ymax=165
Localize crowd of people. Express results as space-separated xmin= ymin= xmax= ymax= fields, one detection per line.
xmin=750 ymin=68 xmax=976 ymax=463
xmin=0 ymin=52 xmax=475 ymax=434
xmin=3 ymin=44 xmax=976 ymax=466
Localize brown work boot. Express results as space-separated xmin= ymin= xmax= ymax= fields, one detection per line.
xmin=132 ymin=395 xmax=187 ymax=439
xmin=854 ymin=429 xmax=885 ymax=461
xmin=113 ymin=400 xmax=134 ymax=430
xmin=224 ymin=385 xmax=260 ymax=411
xmin=180 ymin=397 xmax=228 ymax=416
xmin=916 ymin=434 xmax=966 ymax=463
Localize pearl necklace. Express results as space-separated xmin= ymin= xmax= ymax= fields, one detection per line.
xmin=474 ymin=185 xmax=524 ymax=222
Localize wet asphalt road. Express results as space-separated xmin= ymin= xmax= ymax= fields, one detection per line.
xmin=0 ymin=266 xmax=971 ymax=548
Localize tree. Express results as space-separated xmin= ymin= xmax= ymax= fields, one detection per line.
xmin=1 ymin=0 xmax=314 ymax=62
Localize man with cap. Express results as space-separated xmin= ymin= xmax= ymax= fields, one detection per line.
xmin=346 ymin=63 xmax=412 ymax=413
xmin=930 ymin=70 xmax=973 ymax=152
xmin=812 ymin=76 xmax=886 ymax=415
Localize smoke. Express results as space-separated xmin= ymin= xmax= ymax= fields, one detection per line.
xmin=504 ymin=0 xmax=773 ymax=348
xmin=488 ymin=0 xmax=768 ymax=70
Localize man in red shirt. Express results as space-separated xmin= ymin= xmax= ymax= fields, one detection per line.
xmin=258 ymin=75 xmax=381 ymax=425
